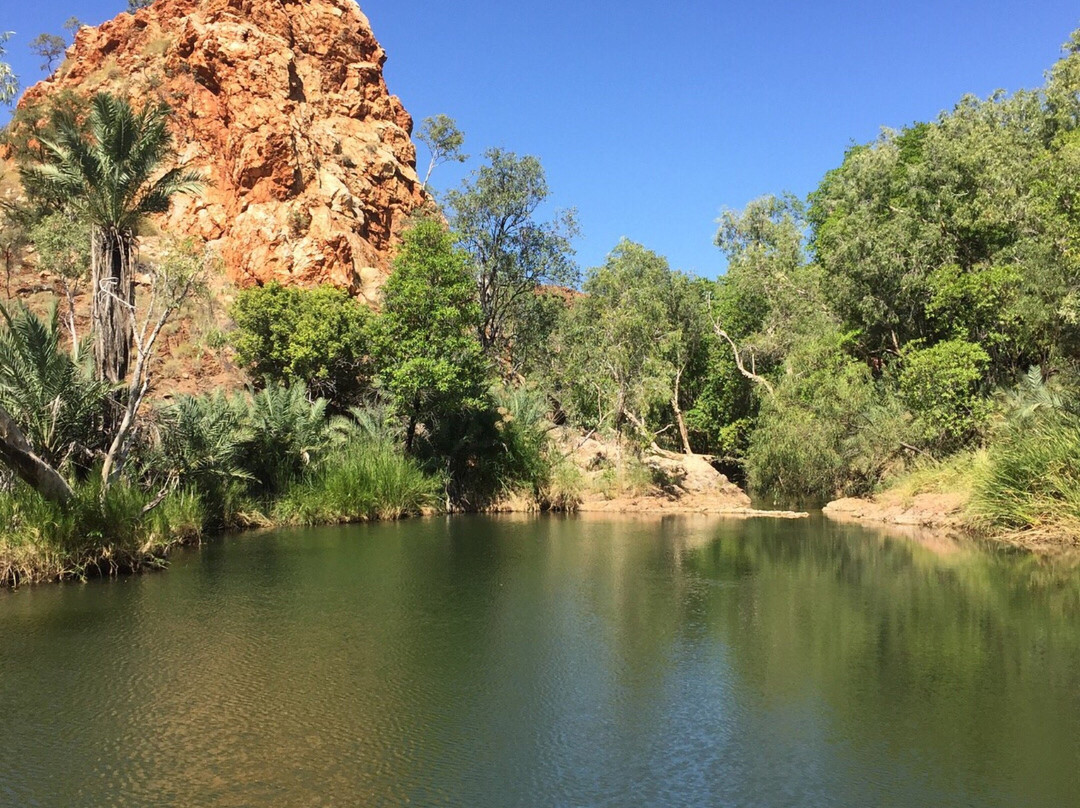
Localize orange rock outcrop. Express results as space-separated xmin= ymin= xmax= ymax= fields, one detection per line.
xmin=19 ymin=0 xmax=428 ymax=301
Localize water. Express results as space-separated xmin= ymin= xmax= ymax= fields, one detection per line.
xmin=1 ymin=514 xmax=1078 ymax=807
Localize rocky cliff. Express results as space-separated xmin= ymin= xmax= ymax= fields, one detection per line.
xmin=18 ymin=0 xmax=428 ymax=301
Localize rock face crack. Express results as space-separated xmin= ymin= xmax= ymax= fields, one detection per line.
xmin=18 ymin=0 xmax=428 ymax=301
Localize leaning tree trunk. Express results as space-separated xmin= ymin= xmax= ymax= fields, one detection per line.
xmin=0 ymin=403 xmax=73 ymax=505
xmin=91 ymin=226 xmax=135 ymax=384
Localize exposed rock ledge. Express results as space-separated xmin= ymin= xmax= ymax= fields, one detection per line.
xmin=497 ymin=442 xmax=808 ymax=518
xmin=823 ymin=493 xmax=967 ymax=533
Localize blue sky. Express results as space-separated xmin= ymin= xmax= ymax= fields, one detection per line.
xmin=2 ymin=0 xmax=1079 ymax=277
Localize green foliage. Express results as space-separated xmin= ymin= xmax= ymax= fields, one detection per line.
xmin=971 ymin=407 xmax=1080 ymax=537
xmin=746 ymin=334 xmax=910 ymax=503
xmin=0 ymin=32 xmax=17 ymax=105
xmin=417 ymin=114 xmax=467 ymax=188
xmin=29 ymin=210 xmax=90 ymax=286
xmin=236 ymin=384 xmax=331 ymax=499
xmin=62 ymin=18 xmax=85 ymax=40
xmin=506 ymin=287 xmax=571 ymax=379
xmin=20 ymin=92 xmax=201 ymax=229
xmin=371 ymin=218 xmax=488 ymax=448
xmin=446 ymin=148 xmax=579 ymax=354
xmin=151 ymin=383 xmax=335 ymax=519
xmin=417 ymin=384 xmax=555 ymax=510
xmin=806 ymin=81 xmax=1075 ymax=375
xmin=554 ymin=240 xmax=708 ymax=448
xmin=0 ymin=477 xmax=202 ymax=586
xmin=275 ymin=437 xmax=440 ymax=524
xmin=899 ymin=339 xmax=990 ymax=453
xmin=154 ymin=391 xmax=252 ymax=527
xmin=0 ymin=303 xmax=109 ymax=469
xmin=29 ymin=33 xmax=66 ymax=73
xmin=229 ymin=282 xmax=372 ymax=403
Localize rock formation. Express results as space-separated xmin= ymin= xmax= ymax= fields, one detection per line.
xmin=18 ymin=0 xmax=429 ymax=301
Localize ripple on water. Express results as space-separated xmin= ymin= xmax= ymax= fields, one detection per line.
xmin=0 ymin=516 xmax=1078 ymax=807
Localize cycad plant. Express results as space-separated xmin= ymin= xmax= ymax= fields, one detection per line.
xmin=236 ymin=383 xmax=331 ymax=499
xmin=20 ymin=92 xmax=202 ymax=383
xmin=154 ymin=392 xmax=252 ymax=525
xmin=0 ymin=302 xmax=110 ymax=470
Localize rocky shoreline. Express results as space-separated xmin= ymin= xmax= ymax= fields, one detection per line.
xmin=823 ymin=492 xmax=967 ymax=533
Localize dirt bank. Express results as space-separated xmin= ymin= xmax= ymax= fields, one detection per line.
xmin=823 ymin=491 xmax=967 ymax=533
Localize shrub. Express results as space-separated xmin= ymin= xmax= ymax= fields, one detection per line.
xmin=0 ymin=478 xmax=202 ymax=586
xmin=0 ymin=302 xmax=109 ymax=470
xmin=746 ymin=336 xmax=911 ymax=503
xmin=229 ymin=283 xmax=372 ymax=404
xmin=900 ymin=338 xmax=990 ymax=453
xmin=971 ymin=408 xmax=1080 ymax=538
xmin=276 ymin=438 xmax=440 ymax=524
xmin=154 ymin=392 xmax=253 ymax=527
xmin=234 ymin=383 xmax=332 ymax=500
xmin=418 ymin=385 xmax=556 ymax=510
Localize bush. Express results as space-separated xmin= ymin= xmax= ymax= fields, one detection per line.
xmin=418 ymin=385 xmax=556 ymax=510
xmin=0 ymin=302 xmax=110 ymax=470
xmin=900 ymin=338 xmax=990 ymax=453
xmin=236 ymin=383 xmax=332 ymax=500
xmin=0 ymin=478 xmax=202 ymax=586
xmin=746 ymin=336 xmax=911 ymax=503
xmin=971 ymin=408 xmax=1080 ymax=538
xmin=275 ymin=438 xmax=440 ymax=524
xmin=229 ymin=282 xmax=372 ymax=404
xmin=153 ymin=391 xmax=253 ymax=527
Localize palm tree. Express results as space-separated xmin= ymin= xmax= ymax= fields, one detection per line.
xmin=0 ymin=301 xmax=110 ymax=469
xmin=20 ymin=92 xmax=201 ymax=383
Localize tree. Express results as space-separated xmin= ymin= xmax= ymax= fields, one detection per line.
xmin=128 ymin=0 xmax=154 ymax=10
xmin=555 ymin=240 xmax=707 ymax=452
xmin=446 ymin=148 xmax=579 ymax=358
xmin=370 ymin=218 xmax=488 ymax=451
xmin=417 ymin=114 xmax=467 ymax=190
xmin=29 ymin=210 xmax=91 ymax=351
xmin=0 ymin=32 xmax=17 ymax=106
xmin=100 ymin=239 xmax=210 ymax=486
xmin=229 ymin=283 xmax=372 ymax=404
xmin=0 ymin=302 xmax=109 ymax=471
xmin=29 ymin=33 xmax=66 ymax=74
xmin=20 ymin=92 xmax=202 ymax=384
xmin=63 ymin=18 xmax=85 ymax=40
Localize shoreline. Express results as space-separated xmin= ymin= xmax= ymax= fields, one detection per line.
xmin=9 ymin=487 xmax=1076 ymax=590
xmin=822 ymin=494 xmax=1080 ymax=555
xmin=0 ymin=492 xmax=813 ymax=589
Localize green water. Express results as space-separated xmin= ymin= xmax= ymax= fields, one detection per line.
xmin=1 ymin=515 xmax=1078 ymax=807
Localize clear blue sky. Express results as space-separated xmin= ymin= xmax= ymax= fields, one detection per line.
xmin=2 ymin=0 xmax=1079 ymax=277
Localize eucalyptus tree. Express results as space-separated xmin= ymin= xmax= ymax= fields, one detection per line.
xmin=446 ymin=148 xmax=578 ymax=359
xmin=0 ymin=32 xmax=17 ymax=106
xmin=417 ymin=114 xmax=467 ymax=190
xmin=20 ymin=92 xmax=202 ymax=383
xmin=556 ymin=240 xmax=707 ymax=451
xmin=29 ymin=33 xmax=66 ymax=73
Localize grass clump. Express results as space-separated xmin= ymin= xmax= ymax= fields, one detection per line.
xmin=882 ymin=450 xmax=983 ymax=501
xmin=0 ymin=479 xmax=203 ymax=586
xmin=969 ymin=410 xmax=1080 ymax=542
xmin=276 ymin=439 xmax=441 ymax=524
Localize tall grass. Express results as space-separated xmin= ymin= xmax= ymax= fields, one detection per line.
xmin=275 ymin=438 xmax=440 ymax=524
xmin=970 ymin=411 xmax=1080 ymax=541
xmin=0 ymin=479 xmax=203 ymax=586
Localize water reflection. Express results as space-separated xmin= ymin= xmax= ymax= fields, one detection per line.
xmin=0 ymin=515 xmax=1077 ymax=807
